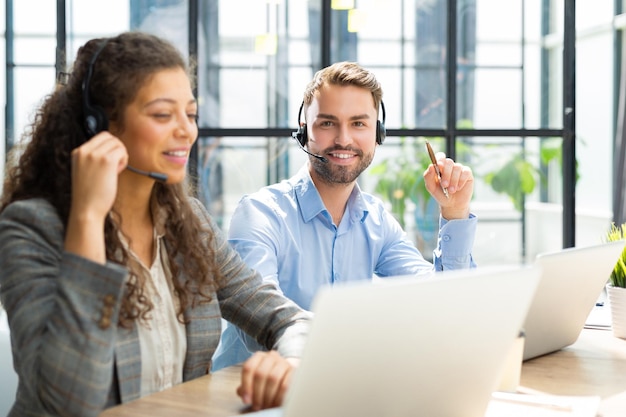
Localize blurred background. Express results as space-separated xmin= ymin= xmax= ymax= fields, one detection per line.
xmin=1 ymin=0 xmax=623 ymax=266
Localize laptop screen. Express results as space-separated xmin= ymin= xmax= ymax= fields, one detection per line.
xmin=282 ymin=265 xmax=541 ymax=417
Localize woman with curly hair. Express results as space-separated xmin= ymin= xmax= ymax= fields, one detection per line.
xmin=0 ymin=31 xmax=310 ymax=417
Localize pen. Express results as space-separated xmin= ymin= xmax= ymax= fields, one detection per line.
xmin=424 ymin=140 xmax=449 ymax=199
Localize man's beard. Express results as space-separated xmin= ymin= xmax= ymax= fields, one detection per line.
xmin=311 ymin=147 xmax=374 ymax=185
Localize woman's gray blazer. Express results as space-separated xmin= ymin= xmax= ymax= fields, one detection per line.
xmin=0 ymin=198 xmax=310 ymax=417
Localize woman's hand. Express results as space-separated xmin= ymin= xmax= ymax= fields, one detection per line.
xmin=236 ymin=351 xmax=299 ymax=411
xmin=64 ymin=132 xmax=128 ymax=263
xmin=70 ymin=132 xmax=128 ymax=219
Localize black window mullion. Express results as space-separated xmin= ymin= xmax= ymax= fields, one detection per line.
xmin=563 ymin=0 xmax=576 ymax=248
xmin=188 ymin=0 xmax=199 ymax=191
xmin=446 ymin=0 xmax=458 ymax=160
xmin=5 ymin=0 xmax=15 ymax=155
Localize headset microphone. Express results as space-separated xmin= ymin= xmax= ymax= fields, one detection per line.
xmin=126 ymin=165 xmax=169 ymax=182
xmin=291 ymin=131 xmax=328 ymax=163
xmin=82 ymin=39 xmax=168 ymax=183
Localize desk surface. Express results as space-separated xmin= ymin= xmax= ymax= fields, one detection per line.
xmin=100 ymin=328 xmax=626 ymax=417
xmin=101 ymin=364 xmax=245 ymax=417
xmin=520 ymin=328 xmax=626 ymax=416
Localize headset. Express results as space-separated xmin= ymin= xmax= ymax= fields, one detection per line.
xmin=292 ymin=99 xmax=387 ymax=147
xmin=82 ymin=39 xmax=110 ymax=138
xmin=81 ymin=39 xmax=168 ymax=182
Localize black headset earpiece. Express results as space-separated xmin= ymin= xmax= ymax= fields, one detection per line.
xmin=293 ymin=100 xmax=386 ymax=146
xmin=293 ymin=102 xmax=308 ymax=147
xmin=376 ymin=101 xmax=386 ymax=145
xmin=82 ymin=39 xmax=110 ymax=138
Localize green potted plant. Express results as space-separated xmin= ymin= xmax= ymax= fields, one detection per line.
xmin=370 ymin=136 xmax=473 ymax=257
xmin=482 ymin=139 xmax=566 ymax=212
xmin=482 ymin=152 xmax=538 ymax=212
xmin=370 ymin=136 xmax=437 ymax=256
xmin=605 ymin=222 xmax=626 ymax=339
xmin=370 ymin=136 xmax=435 ymax=230
xmin=370 ymin=136 xmax=568 ymax=257
xmin=607 ymin=223 xmax=626 ymax=287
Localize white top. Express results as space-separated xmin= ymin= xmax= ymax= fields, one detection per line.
xmin=128 ymin=231 xmax=186 ymax=397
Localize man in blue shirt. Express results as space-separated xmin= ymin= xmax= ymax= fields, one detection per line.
xmin=213 ymin=61 xmax=477 ymax=370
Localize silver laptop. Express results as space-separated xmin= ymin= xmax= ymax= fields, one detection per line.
xmin=522 ymin=240 xmax=625 ymax=361
xmin=244 ymin=265 xmax=541 ymax=417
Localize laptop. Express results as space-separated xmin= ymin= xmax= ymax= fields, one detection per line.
xmin=243 ymin=265 xmax=541 ymax=417
xmin=522 ymin=240 xmax=625 ymax=361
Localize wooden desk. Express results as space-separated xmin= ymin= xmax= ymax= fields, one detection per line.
xmin=521 ymin=328 xmax=626 ymax=416
xmin=100 ymin=364 xmax=246 ymax=417
xmin=101 ymin=328 xmax=626 ymax=417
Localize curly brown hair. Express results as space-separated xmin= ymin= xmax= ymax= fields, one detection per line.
xmin=1 ymin=31 xmax=223 ymax=327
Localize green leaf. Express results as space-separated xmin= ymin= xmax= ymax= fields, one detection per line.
xmin=484 ymin=155 xmax=538 ymax=212
xmin=516 ymin=159 xmax=536 ymax=194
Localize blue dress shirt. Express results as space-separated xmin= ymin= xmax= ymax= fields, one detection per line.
xmin=212 ymin=165 xmax=477 ymax=370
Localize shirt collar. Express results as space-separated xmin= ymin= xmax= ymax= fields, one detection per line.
xmin=292 ymin=163 xmax=370 ymax=224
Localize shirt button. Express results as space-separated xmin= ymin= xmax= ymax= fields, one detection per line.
xmin=442 ymin=235 xmax=451 ymax=242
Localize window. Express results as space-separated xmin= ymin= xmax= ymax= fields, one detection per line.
xmin=3 ymin=0 xmax=615 ymax=265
